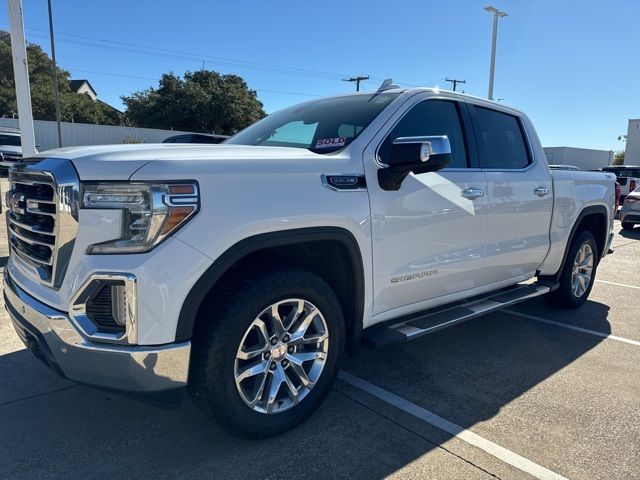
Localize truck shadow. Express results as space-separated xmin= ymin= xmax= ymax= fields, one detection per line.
xmin=0 ymin=298 xmax=610 ymax=479
xmin=618 ymin=226 xmax=640 ymax=240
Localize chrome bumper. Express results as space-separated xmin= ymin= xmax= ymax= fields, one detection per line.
xmin=3 ymin=271 xmax=191 ymax=392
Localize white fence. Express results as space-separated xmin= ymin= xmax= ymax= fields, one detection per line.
xmin=0 ymin=118 xmax=193 ymax=152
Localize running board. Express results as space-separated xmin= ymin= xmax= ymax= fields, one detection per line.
xmin=363 ymin=283 xmax=553 ymax=349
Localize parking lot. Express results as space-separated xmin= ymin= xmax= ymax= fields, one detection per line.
xmin=0 ymin=174 xmax=638 ymax=480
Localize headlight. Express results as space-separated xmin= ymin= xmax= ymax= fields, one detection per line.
xmin=82 ymin=182 xmax=199 ymax=254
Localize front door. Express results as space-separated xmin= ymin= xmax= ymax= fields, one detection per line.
xmin=364 ymin=97 xmax=490 ymax=319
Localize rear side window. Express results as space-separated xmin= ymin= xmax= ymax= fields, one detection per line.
xmin=379 ymin=100 xmax=468 ymax=168
xmin=471 ymin=106 xmax=530 ymax=169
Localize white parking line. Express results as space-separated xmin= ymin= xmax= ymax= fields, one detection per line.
xmin=338 ymin=371 xmax=568 ymax=480
xmin=503 ymin=310 xmax=640 ymax=347
xmin=596 ymin=279 xmax=640 ymax=290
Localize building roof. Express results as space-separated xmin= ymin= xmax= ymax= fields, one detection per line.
xmin=69 ymin=79 xmax=97 ymax=97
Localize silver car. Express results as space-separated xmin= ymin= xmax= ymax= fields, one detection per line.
xmin=620 ymin=187 xmax=640 ymax=230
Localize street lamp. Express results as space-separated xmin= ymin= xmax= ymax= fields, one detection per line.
xmin=484 ymin=6 xmax=507 ymax=101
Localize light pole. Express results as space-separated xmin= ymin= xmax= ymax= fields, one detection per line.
xmin=484 ymin=6 xmax=507 ymax=101
xmin=7 ymin=0 xmax=37 ymax=156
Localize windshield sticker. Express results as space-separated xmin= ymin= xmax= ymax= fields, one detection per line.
xmin=315 ymin=137 xmax=346 ymax=149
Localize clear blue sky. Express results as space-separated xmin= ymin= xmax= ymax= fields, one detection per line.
xmin=1 ymin=0 xmax=637 ymax=150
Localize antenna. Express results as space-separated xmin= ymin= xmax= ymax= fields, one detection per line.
xmin=377 ymin=79 xmax=400 ymax=92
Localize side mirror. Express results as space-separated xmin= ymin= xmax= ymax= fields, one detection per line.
xmin=378 ymin=136 xmax=451 ymax=191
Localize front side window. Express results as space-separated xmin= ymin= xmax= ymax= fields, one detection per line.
xmin=379 ymin=100 xmax=469 ymax=168
xmin=471 ymin=106 xmax=530 ymax=169
xmin=227 ymin=92 xmax=401 ymax=153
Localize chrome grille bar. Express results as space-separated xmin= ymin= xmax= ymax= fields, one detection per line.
xmin=7 ymin=159 xmax=79 ymax=288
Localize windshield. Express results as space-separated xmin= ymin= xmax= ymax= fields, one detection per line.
xmin=0 ymin=134 xmax=21 ymax=146
xmin=226 ymin=92 xmax=401 ymax=153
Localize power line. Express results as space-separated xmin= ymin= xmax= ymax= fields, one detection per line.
xmin=445 ymin=78 xmax=466 ymax=91
xmin=3 ymin=23 xmax=449 ymax=95
xmin=343 ymin=75 xmax=369 ymax=92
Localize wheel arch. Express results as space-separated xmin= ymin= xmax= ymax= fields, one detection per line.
xmin=176 ymin=227 xmax=366 ymax=352
xmin=541 ymin=204 xmax=609 ymax=282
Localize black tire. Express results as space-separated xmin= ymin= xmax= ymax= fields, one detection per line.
xmin=188 ymin=266 xmax=345 ymax=438
xmin=544 ymin=230 xmax=598 ymax=309
xmin=622 ymin=222 xmax=635 ymax=230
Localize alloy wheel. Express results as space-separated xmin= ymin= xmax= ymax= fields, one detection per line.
xmin=234 ymin=298 xmax=329 ymax=414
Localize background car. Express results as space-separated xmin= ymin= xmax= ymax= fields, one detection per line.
xmin=602 ymin=165 xmax=640 ymax=204
xmin=0 ymin=127 xmax=23 ymax=170
xmin=620 ymin=187 xmax=640 ymax=229
xmin=162 ymin=133 xmax=228 ymax=144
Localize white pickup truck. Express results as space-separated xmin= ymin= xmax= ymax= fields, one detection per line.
xmin=4 ymin=84 xmax=616 ymax=437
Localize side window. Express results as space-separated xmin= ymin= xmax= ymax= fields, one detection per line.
xmin=471 ymin=106 xmax=530 ymax=169
xmin=379 ymin=100 xmax=468 ymax=168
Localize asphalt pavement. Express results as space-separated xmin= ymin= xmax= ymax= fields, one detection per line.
xmin=1 ymin=174 xmax=638 ymax=479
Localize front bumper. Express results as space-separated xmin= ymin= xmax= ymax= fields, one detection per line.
xmin=3 ymin=271 xmax=191 ymax=392
xmin=620 ymin=211 xmax=640 ymax=225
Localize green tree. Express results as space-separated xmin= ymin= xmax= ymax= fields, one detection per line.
xmin=613 ymin=150 xmax=625 ymax=165
xmin=0 ymin=30 xmax=119 ymax=125
xmin=121 ymin=70 xmax=266 ymax=134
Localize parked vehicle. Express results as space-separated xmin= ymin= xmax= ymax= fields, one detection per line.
xmin=0 ymin=127 xmax=23 ymax=169
xmin=4 ymin=85 xmax=616 ymax=437
xmin=620 ymin=187 xmax=640 ymax=229
xmin=163 ymin=133 xmax=228 ymax=144
xmin=602 ymin=165 xmax=640 ymax=204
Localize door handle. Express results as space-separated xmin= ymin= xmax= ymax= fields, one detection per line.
xmin=534 ymin=186 xmax=550 ymax=197
xmin=461 ymin=188 xmax=484 ymax=199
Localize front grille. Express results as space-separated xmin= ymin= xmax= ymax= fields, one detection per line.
xmin=7 ymin=159 xmax=79 ymax=288
xmin=7 ymin=172 xmax=57 ymax=283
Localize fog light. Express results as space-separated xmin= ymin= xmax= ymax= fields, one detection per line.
xmin=69 ymin=273 xmax=137 ymax=344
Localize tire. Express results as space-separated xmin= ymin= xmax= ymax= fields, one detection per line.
xmin=622 ymin=222 xmax=635 ymax=230
xmin=189 ymin=266 xmax=345 ymax=437
xmin=544 ymin=230 xmax=598 ymax=309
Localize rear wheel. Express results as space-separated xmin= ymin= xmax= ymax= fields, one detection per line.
xmin=545 ymin=230 xmax=598 ymax=309
xmin=189 ymin=266 xmax=344 ymax=437
xmin=622 ymin=222 xmax=635 ymax=230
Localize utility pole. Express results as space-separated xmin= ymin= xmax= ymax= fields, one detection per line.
xmin=7 ymin=0 xmax=37 ymax=156
xmin=484 ymin=6 xmax=508 ymax=101
xmin=445 ymin=78 xmax=466 ymax=92
xmin=47 ymin=0 xmax=62 ymax=148
xmin=343 ymin=75 xmax=369 ymax=92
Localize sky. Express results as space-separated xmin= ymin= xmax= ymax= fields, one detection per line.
xmin=1 ymin=0 xmax=637 ymax=151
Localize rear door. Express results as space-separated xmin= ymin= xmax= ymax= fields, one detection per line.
xmin=468 ymin=104 xmax=553 ymax=284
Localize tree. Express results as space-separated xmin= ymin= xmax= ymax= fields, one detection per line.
xmin=0 ymin=30 xmax=119 ymax=125
xmin=121 ymin=70 xmax=266 ymax=134
xmin=613 ymin=150 xmax=625 ymax=165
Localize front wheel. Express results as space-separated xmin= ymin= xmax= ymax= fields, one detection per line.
xmin=545 ymin=230 xmax=598 ymax=309
xmin=189 ymin=266 xmax=344 ymax=437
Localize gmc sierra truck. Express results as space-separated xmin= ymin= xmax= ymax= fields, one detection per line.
xmin=3 ymin=84 xmax=616 ymax=437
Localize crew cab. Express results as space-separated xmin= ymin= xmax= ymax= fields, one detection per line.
xmin=3 ymin=85 xmax=616 ymax=437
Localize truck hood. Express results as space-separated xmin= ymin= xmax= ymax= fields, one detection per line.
xmin=34 ymin=143 xmax=326 ymax=180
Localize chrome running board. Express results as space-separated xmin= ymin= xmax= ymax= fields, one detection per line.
xmin=363 ymin=282 xmax=553 ymax=349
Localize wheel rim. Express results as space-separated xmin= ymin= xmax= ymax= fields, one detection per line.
xmin=571 ymin=242 xmax=594 ymax=298
xmin=234 ymin=298 xmax=329 ymax=414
